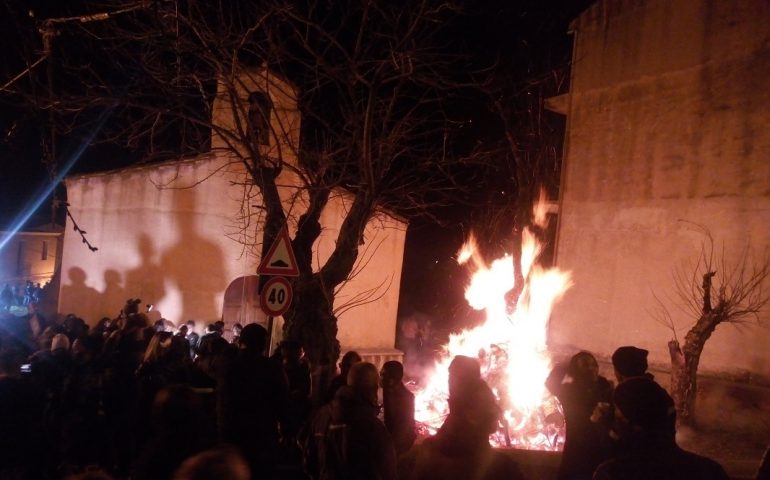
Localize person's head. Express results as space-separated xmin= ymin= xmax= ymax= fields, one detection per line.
xmin=568 ymin=351 xmax=599 ymax=384
xmin=177 ymin=325 xmax=188 ymax=336
xmin=152 ymin=385 xmax=202 ymax=431
xmin=238 ymin=323 xmax=268 ymax=353
xmin=380 ymin=360 xmax=404 ymax=389
xmin=124 ymin=298 xmax=142 ymax=316
xmin=331 ymin=385 xmax=357 ymax=423
xmin=64 ymin=315 xmax=87 ymax=338
xmin=72 ymin=335 xmax=99 ymax=365
xmin=95 ymin=317 xmax=112 ymax=333
xmin=232 ymin=323 xmax=243 ymax=336
xmin=51 ymin=333 xmax=71 ymax=353
xmin=612 ymin=346 xmax=649 ymax=382
xmin=173 ymin=447 xmax=250 ymax=480
xmin=168 ymin=335 xmax=192 ymax=363
xmin=448 ymin=379 xmax=500 ymax=441
xmin=347 ymin=361 xmax=380 ymax=406
xmin=613 ymin=377 xmax=676 ymax=439
xmin=448 ymin=355 xmax=481 ymax=400
xmin=186 ymin=320 xmax=196 ymax=331
xmin=214 ymin=321 xmax=225 ymax=333
xmin=143 ymin=331 xmax=173 ymax=363
xmin=339 ymin=350 xmax=362 ymax=375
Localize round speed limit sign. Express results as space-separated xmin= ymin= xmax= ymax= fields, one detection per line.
xmin=260 ymin=276 xmax=293 ymax=316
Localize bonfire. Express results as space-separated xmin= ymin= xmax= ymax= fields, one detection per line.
xmin=413 ymin=195 xmax=572 ymax=450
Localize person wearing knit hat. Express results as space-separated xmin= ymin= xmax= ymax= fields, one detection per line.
xmin=594 ymin=378 xmax=728 ymax=480
xmin=611 ymin=346 xmax=651 ymax=383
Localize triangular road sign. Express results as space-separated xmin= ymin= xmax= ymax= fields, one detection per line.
xmin=258 ymin=227 xmax=300 ymax=277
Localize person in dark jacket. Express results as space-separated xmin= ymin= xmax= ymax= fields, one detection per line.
xmin=593 ymin=377 xmax=728 ymax=480
xmin=399 ymin=356 xmax=524 ymax=480
xmin=305 ymin=362 xmax=397 ymax=480
xmin=380 ymin=360 xmax=416 ymax=455
xmin=280 ymin=340 xmax=312 ymax=443
xmin=0 ymin=342 xmax=52 ymax=478
xmin=546 ymin=351 xmax=613 ymax=480
xmin=217 ymin=323 xmax=288 ymax=477
xmin=185 ymin=320 xmax=200 ymax=357
xmin=132 ymin=385 xmax=211 ymax=480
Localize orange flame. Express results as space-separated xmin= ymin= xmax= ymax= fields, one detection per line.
xmin=414 ymin=195 xmax=572 ymax=450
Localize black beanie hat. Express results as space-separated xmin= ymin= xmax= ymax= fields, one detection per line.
xmin=612 ymin=346 xmax=649 ymax=377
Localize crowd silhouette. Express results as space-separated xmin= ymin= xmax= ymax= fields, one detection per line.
xmin=0 ymin=295 xmax=752 ymax=480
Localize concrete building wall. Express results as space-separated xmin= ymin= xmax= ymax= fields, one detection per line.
xmin=552 ymin=0 xmax=770 ymax=376
xmin=60 ymin=154 xmax=406 ymax=350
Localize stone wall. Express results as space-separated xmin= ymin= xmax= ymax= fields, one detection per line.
xmin=552 ymin=0 xmax=770 ymax=376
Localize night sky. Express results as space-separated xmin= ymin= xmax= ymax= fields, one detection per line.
xmin=0 ymin=0 xmax=593 ymax=334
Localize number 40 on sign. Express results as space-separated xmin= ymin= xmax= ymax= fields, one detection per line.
xmin=259 ymin=276 xmax=293 ymax=317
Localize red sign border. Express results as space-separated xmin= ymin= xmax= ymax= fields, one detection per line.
xmin=257 ymin=228 xmax=300 ymax=277
xmin=259 ymin=276 xmax=293 ymax=317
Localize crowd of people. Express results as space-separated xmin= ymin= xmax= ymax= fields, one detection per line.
xmin=1 ymin=281 xmax=46 ymax=311
xmin=0 ymin=297 xmax=766 ymax=480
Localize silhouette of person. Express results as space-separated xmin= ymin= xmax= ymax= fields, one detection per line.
xmin=173 ymin=447 xmax=250 ymax=480
xmin=102 ymin=269 xmax=127 ymax=318
xmin=60 ymin=267 xmax=101 ymax=316
xmin=594 ymin=378 xmax=728 ymax=480
xmin=217 ymin=323 xmax=288 ymax=476
xmin=126 ymin=234 xmax=167 ymax=314
xmin=546 ymin=351 xmax=613 ymax=480
xmin=306 ymin=362 xmax=397 ymax=480
xmin=399 ymin=356 xmax=524 ymax=480
xmin=380 ymin=360 xmax=416 ymax=455
xmin=325 ymin=350 xmax=362 ymax=404
xmin=160 ymin=189 xmax=225 ymax=324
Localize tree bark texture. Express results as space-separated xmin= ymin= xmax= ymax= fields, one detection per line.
xmin=669 ymin=272 xmax=723 ymax=427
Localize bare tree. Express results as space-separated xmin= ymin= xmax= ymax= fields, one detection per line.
xmin=7 ymin=0 xmax=501 ymax=367
xmin=654 ymin=226 xmax=770 ymax=426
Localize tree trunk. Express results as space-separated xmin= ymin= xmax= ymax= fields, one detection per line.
xmin=669 ymin=311 xmax=722 ymax=427
xmin=283 ymin=275 xmax=339 ymax=367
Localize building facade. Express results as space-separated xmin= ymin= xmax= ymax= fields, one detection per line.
xmin=552 ymin=0 xmax=770 ymax=377
xmin=59 ymin=69 xmax=407 ymax=353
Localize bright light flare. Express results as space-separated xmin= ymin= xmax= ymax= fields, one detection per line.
xmin=414 ymin=196 xmax=572 ymax=450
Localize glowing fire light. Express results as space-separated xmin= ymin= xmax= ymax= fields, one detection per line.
xmin=414 ymin=195 xmax=572 ymax=450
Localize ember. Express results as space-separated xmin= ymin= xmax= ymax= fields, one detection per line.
xmin=414 ymin=194 xmax=572 ymax=450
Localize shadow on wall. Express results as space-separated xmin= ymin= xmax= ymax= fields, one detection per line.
xmin=60 ymin=266 xmax=101 ymax=317
xmin=60 ymin=187 xmax=227 ymax=324
xmin=160 ymin=187 xmax=225 ymax=323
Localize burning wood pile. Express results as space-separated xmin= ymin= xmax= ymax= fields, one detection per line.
xmin=413 ymin=195 xmax=572 ymax=450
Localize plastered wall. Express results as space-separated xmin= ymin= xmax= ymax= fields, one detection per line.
xmin=552 ymin=0 xmax=770 ymax=376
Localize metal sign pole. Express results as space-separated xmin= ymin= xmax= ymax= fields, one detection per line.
xmin=266 ymin=314 xmax=274 ymax=356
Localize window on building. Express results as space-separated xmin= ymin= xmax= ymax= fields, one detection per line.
xmin=41 ymin=240 xmax=48 ymax=261
xmin=248 ymin=91 xmax=273 ymax=146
